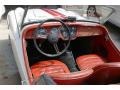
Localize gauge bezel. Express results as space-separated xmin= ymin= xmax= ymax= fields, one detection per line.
xmin=36 ymin=28 xmax=47 ymax=39
xmin=59 ymin=26 xmax=77 ymax=40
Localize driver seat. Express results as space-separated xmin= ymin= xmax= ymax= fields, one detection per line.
xmin=31 ymin=60 xmax=93 ymax=85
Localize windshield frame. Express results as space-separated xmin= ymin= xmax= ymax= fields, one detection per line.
xmin=20 ymin=5 xmax=114 ymax=30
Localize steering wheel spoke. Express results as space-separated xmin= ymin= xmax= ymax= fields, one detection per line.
xmin=53 ymin=43 xmax=60 ymax=54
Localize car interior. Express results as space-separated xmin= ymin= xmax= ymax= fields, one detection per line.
xmin=22 ymin=19 xmax=120 ymax=85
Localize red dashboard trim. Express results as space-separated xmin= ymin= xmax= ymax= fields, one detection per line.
xmin=22 ymin=22 xmax=104 ymax=39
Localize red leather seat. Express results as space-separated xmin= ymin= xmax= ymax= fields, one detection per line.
xmin=76 ymin=54 xmax=105 ymax=70
xmin=87 ymin=63 xmax=120 ymax=84
xmin=50 ymin=69 xmax=93 ymax=85
xmin=31 ymin=60 xmax=70 ymax=78
xmin=31 ymin=60 xmax=93 ymax=85
xmin=76 ymin=54 xmax=120 ymax=84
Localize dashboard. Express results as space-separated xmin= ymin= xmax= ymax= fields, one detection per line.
xmin=25 ymin=25 xmax=103 ymax=40
xmin=35 ymin=26 xmax=77 ymax=40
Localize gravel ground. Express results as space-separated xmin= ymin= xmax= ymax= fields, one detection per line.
xmin=0 ymin=20 xmax=21 ymax=85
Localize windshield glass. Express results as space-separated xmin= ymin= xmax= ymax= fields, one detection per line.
xmin=62 ymin=5 xmax=114 ymax=24
xmin=14 ymin=5 xmax=114 ymax=29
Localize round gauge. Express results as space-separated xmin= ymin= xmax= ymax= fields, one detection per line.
xmin=70 ymin=27 xmax=77 ymax=39
xmin=59 ymin=26 xmax=69 ymax=40
xmin=36 ymin=28 xmax=47 ymax=38
xmin=51 ymin=28 xmax=59 ymax=33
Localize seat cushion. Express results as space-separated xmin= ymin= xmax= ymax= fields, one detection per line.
xmin=50 ymin=69 xmax=93 ymax=85
xmin=76 ymin=54 xmax=105 ymax=70
xmin=87 ymin=62 xmax=120 ymax=84
xmin=31 ymin=60 xmax=94 ymax=85
xmin=31 ymin=60 xmax=70 ymax=79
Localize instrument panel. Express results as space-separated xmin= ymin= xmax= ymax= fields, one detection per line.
xmin=25 ymin=25 xmax=103 ymax=39
xmin=36 ymin=26 xmax=77 ymax=40
xmin=59 ymin=26 xmax=77 ymax=40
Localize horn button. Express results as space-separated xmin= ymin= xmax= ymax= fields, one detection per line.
xmin=47 ymin=28 xmax=59 ymax=44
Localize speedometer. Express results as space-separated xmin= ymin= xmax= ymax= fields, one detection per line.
xmin=60 ymin=26 xmax=69 ymax=40
xmin=36 ymin=28 xmax=47 ymax=38
xmin=59 ymin=26 xmax=77 ymax=40
xmin=70 ymin=27 xmax=77 ymax=39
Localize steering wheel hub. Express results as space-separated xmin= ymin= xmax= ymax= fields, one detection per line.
xmin=47 ymin=28 xmax=59 ymax=44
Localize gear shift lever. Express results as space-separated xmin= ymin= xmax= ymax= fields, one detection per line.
xmin=60 ymin=51 xmax=78 ymax=72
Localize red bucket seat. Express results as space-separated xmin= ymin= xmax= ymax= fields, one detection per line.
xmin=76 ymin=54 xmax=105 ymax=70
xmin=31 ymin=60 xmax=93 ymax=85
xmin=76 ymin=54 xmax=120 ymax=84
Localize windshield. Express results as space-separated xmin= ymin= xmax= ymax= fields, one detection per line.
xmin=62 ymin=5 xmax=114 ymax=24
xmin=13 ymin=5 xmax=114 ymax=29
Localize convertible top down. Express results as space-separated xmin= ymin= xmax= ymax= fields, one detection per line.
xmin=7 ymin=6 xmax=120 ymax=85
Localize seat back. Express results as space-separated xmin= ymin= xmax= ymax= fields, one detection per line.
xmin=50 ymin=69 xmax=93 ymax=85
xmin=76 ymin=54 xmax=105 ymax=70
xmin=87 ymin=63 xmax=120 ymax=84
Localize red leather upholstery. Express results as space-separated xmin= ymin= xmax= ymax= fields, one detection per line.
xmin=31 ymin=60 xmax=93 ymax=85
xmin=31 ymin=60 xmax=70 ymax=79
xmin=76 ymin=54 xmax=120 ymax=84
xmin=87 ymin=63 xmax=120 ymax=84
xmin=76 ymin=54 xmax=105 ymax=70
xmin=50 ymin=69 xmax=93 ymax=85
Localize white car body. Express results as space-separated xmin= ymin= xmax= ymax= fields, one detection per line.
xmin=0 ymin=5 xmax=5 ymax=20
xmin=7 ymin=9 xmax=29 ymax=84
xmin=7 ymin=6 xmax=113 ymax=85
